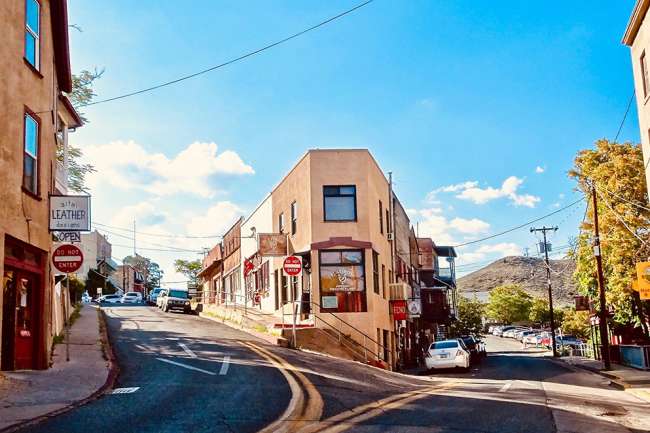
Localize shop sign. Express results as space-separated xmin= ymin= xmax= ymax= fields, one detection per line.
xmin=407 ymin=299 xmax=422 ymax=318
xmin=391 ymin=300 xmax=408 ymax=320
xmin=259 ymin=233 xmax=288 ymax=256
xmin=633 ymin=280 xmax=650 ymax=301
xmin=575 ymin=296 xmax=590 ymax=311
xmin=49 ymin=195 xmax=91 ymax=232
xmin=53 ymin=231 xmax=81 ymax=243
xmin=320 ymin=266 xmax=364 ymax=292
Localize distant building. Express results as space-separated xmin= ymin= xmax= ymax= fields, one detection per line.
xmin=113 ymin=265 xmax=145 ymax=294
xmin=623 ymin=0 xmax=650 ymax=199
xmin=78 ymin=231 xmax=113 ymax=280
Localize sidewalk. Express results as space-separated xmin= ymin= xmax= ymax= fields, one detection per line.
xmin=0 ymin=304 xmax=114 ymax=432
xmin=555 ymin=356 xmax=650 ymax=403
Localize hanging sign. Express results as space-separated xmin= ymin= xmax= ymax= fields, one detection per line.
xmin=391 ymin=300 xmax=408 ymax=320
xmin=259 ymin=233 xmax=288 ymax=256
xmin=407 ymin=299 xmax=422 ymax=318
xmin=49 ymin=195 xmax=91 ymax=232
xmin=53 ymin=231 xmax=81 ymax=243
xmin=633 ymin=279 xmax=650 ymax=301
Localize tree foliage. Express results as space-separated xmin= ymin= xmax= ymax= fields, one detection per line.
xmin=569 ymin=139 xmax=650 ymax=335
xmin=528 ymin=298 xmax=551 ymax=325
xmin=174 ymin=259 xmax=202 ymax=288
xmin=560 ymin=308 xmax=590 ymax=340
xmin=123 ymin=255 xmax=163 ymax=292
xmin=485 ymin=284 xmax=532 ymax=324
xmin=450 ymin=296 xmax=485 ymax=337
xmin=58 ymin=68 xmax=104 ymax=193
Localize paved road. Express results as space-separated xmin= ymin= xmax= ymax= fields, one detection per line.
xmin=16 ymin=307 xmax=650 ymax=433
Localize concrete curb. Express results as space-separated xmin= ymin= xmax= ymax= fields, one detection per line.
xmin=545 ymin=356 xmax=627 ymax=390
xmin=0 ymin=307 xmax=119 ymax=433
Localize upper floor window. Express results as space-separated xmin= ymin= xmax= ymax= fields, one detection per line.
xmin=323 ymin=185 xmax=356 ymax=221
xmin=290 ymin=201 xmax=297 ymax=235
xmin=379 ymin=201 xmax=383 ymax=234
xmin=279 ymin=212 xmax=285 ymax=234
xmin=24 ymin=112 xmax=39 ymax=194
xmin=25 ymin=0 xmax=40 ymax=69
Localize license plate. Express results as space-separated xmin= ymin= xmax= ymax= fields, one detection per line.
xmin=439 ymin=354 xmax=448 ymax=359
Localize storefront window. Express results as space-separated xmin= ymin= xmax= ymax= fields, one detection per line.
xmin=319 ymin=250 xmax=366 ymax=312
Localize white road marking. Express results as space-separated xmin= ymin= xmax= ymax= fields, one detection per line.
xmin=179 ymin=342 xmax=197 ymax=358
xmin=219 ymin=355 xmax=231 ymax=375
xmin=111 ymin=387 xmax=139 ymax=394
xmin=499 ymin=381 xmax=513 ymax=393
xmin=156 ymin=357 xmax=216 ymax=375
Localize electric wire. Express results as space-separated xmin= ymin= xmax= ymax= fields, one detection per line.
xmin=78 ymin=1 xmax=374 ymax=108
xmin=614 ymin=90 xmax=636 ymax=143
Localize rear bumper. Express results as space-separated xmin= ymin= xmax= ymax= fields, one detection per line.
xmin=425 ymin=357 xmax=468 ymax=369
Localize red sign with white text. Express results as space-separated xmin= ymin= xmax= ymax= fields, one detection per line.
xmin=391 ymin=300 xmax=408 ymax=321
xmin=52 ymin=244 xmax=84 ymax=273
xmin=283 ymin=256 xmax=302 ymax=276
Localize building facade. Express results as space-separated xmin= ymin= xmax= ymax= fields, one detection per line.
xmin=0 ymin=0 xmax=82 ymax=371
xmin=77 ymin=231 xmax=112 ymax=281
xmin=623 ymin=0 xmax=650 ymax=199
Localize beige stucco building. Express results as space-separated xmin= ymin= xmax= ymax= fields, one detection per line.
xmin=0 ymin=0 xmax=82 ymax=370
xmin=624 ymin=0 xmax=650 ymax=197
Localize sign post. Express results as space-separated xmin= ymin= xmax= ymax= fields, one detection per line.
xmin=283 ymin=256 xmax=302 ymax=348
xmin=52 ymin=244 xmax=84 ymax=362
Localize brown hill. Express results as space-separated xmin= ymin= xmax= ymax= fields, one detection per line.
xmin=457 ymin=256 xmax=577 ymax=306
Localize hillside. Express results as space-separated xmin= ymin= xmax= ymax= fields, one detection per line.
xmin=457 ymin=256 xmax=577 ymax=306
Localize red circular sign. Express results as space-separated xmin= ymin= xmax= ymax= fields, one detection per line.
xmin=283 ymin=256 xmax=302 ymax=276
xmin=52 ymin=244 xmax=84 ymax=273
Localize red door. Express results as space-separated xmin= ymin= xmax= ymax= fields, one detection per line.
xmin=1 ymin=268 xmax=39 ymax=370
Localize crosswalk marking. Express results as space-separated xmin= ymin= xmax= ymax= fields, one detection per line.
xmin=111 ymin=387 xmax=140 ymax=394
xmin=220 ymin=355 xmax=231 ymax=375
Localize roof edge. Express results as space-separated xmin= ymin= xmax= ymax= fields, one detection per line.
xmin=623 ymin=0 xmax=650 ymax=46
xmin=51 ymin=0 xmax=73 ymax=92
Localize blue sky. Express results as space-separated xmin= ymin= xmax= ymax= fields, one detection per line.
xmin=67 ymin=0 xmax=640 ymax=283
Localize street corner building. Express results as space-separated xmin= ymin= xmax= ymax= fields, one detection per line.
xmin=196 ymin=149 xmax=458 ymax=370
xmin=0 ymin=0 xmax=83 ymax=370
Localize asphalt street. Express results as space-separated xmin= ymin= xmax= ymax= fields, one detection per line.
xmin=15 ymin=306 xmax=650 ymax=433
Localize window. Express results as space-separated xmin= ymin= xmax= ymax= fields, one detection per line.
xmin=319 ymin=249 xmax=366 ymax=312
xmin=640 ymin=51 xmax=650 ymax=97
xmin=24 ymin=0 xmax=40 ymax=69
xmin=381 ymin=264 xmax=386 ymax=298
xmin=23 ymin=112 xmax=38 ymax=194
xmin=372 ymin=251 xmax=380 ymax=294
xmin=291 ymin=201 xmax=297 ymax=235
xmin=385 ymin=209 xmax=390 ymax=234
xmin=323 ymin=186 xmax=356 ymax=221
xmin=279 ymin=212 xmax=285 ymax=234
xmin=379 ymin=201 xmax=383 ymax=234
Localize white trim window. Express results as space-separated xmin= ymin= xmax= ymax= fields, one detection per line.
xmin=24 ymin=113 xmax=38 ymax=193
xmin=25 ymin=0 xmax=40 ymax=69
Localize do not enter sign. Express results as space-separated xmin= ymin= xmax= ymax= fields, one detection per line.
xmin=52 ymin=244 xmax=84 ymax=273
xmin=283 ymin=255 xmax=302 ymax=276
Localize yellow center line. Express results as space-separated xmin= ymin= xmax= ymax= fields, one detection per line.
xmin=241 ymin=341 xmax=324 ymax=433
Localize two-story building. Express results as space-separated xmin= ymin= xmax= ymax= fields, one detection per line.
xmin=0 ymin=0 xmax=82 ymax=371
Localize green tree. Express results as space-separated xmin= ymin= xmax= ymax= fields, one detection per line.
xmin=174 ymin=259 xmax=202 ymax=289
xmin=569 ymin=139 xmax=650 ymax=337
xmin=560 ymin=308 xmax=590 ymax=340
xmin=450 ymin=296 xmax=485 ymax=337
xmin=123 ymin=255 xmax=163 ymax=293
xmin=529 ymin=298 xmax=551 ymax=326
xmin=485 ymin=284 xmax=533 ymax=324
xmin=58 ymin=68 xmax=104 ymax=192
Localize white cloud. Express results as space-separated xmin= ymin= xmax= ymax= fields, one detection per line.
xmin=535 ymin=166 xmax=545 ymax=174
xmin=425 ymin=181 xmax=479 ymax=203
xmin=83 ymin=140 xmax=254 ymax=198
xmin=475 ymin=242 xmax=521 ymax=257
xmin=450 ymin=176 xmax=541 ymax=208
xmin=185 ymin=201 xmax=243 ymax=237
xmin=449 ymin=217 xmax=490 ymax=234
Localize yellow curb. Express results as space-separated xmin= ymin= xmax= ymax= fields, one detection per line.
xmin=626 ymin=388 xmax=650 ymax=404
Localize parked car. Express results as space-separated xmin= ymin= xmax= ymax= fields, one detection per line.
xmin=495 ymin=326 xmax=517 ymax=337
xmin=460 ymin=335 xmax=486 ymax=361
xmin=517 ymin=330 xmax=539 ymax=342
xmin=81 ymin=291 xmax=91 ymax=303
xmin=159 ymin=289 xmax=191 ymax=314
xmin=523 ymin=333 xmax=543 ymax=346
xmin=555 ymin=335 xmax=583 ymax=348
xmin=98 ymin=294 xmax=122 ymax=304
xmin=121 ymin=292 xmax=143 ymax=304
xmin=148 ymin=288 xmax=163 ymax=305
xmin=425 ymin=339 xmax=471 ymax=371
xmin=157 ymin=289 xmax=168 ymax=308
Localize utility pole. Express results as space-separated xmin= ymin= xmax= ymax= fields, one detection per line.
xmin=530 ymin=226 xmax=558 ymax=357
xmin=590 ymin=184 xmax=612 ymax=370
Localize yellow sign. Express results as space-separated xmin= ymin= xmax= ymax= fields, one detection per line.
xmin=632 ymin=280 xmax=639 ymax=292
xmin=636 ymin=262 xmax=650 ymax=290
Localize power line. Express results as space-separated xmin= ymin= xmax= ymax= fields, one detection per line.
xmin=453 ymin=197 xmax=584 ymax=248
xmin=96 ymin=227 xmax=205 ymax=253
xmin=94 ymin=222 xmax=223 ymax=239
xmin=614 ymin=89 xmax=635 ymax=143
xmin=110 ymin=243 xmax=203 ymax=253
xmin=78 ymin=1 xmax=374 ymax=108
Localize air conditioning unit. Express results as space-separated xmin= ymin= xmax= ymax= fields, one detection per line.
xmin=387 ymin=232 xmax=394 ymax=241
xmin=388 ymin=282 xmax=409 ymax=300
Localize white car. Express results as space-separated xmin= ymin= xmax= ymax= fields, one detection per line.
xmin=425 ymin=339 xmax=471 ymax=371
xmin=121 ymin=292 xmax=143 ymax=304
xmin=98 ymin=294 xmax=122 ymax=304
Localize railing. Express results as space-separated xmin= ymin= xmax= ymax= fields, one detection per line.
xmin=566 ymin=343 xmax=594 ymax=359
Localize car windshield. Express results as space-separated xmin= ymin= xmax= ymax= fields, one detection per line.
xmin=430 ymin=341 xmax=459 ymax=350
xmin=152 ymin=288 xmax=162 ymax=294
xmin=126 ymin=293 xmax=138 ymax=297
xmin=461 ymin=337 xmax=474 ymax=344
xmin=169 ymin=290 xmax=188 ymax=299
